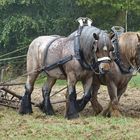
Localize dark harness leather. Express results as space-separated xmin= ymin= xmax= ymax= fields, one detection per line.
xmin=42 ymin=26 xmax=99 ymax=76
xmin=111 ymin=26 xmax=134 ymax=74
xmin=42 ymin=36 xmax=72 ymax=77
xmin=74 ymin=25 xmax=100 ymax=71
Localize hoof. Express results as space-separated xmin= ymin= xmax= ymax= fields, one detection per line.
xmin=101 ymin=108 xmax=122 ymax=117
xmin=111 ymin=109 xmax=122 ymax=117
xmin=65 ymin=100 xmax=79 ymax=119
xmin=19 ymin=105 xmax=33 ymax=115
xmin=39 ymin=101 xmax=55 ymax=115
xmin=19 ymin=96 xmax=33 ymax=115
xmin=65 ymin=113 xmax=79 ymax=120
xmin=45 ymin=109 xmax=55 ymax=115
xmin=100 ymin=109 xmax=111 ymax=117
xmin=92 ymin=104 xmax=103 ymax=116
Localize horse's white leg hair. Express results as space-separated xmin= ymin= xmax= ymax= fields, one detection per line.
xmin=90 ymin=83 xmax=103 ymax=115
xmin=65 ymin=72 xmax=79 ymax=119
xmin=19 ymin=72 xmax=39 ymax=114
xmin=40 ymin=77 xmax=56 ymax=115
xmin=76 ymin=76 xmax=93 ymax=112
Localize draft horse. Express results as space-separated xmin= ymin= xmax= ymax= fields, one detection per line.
xmin=90 ymin=29 xmax=140 ymax=117
xmin=19 ymin=18 xmax=113 ymax=119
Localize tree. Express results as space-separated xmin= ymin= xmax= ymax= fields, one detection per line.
xmin=76 ymin=0 xmax=140 ymax=31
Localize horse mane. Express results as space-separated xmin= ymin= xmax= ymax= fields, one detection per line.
xmin=119 ymin=32 xmax=139 ymax=62
xmin=119 ymin=32 xmax=138 ymax=57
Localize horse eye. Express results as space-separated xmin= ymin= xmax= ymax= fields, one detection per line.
xmin=109 ymin=47 xmax=114 ymax=52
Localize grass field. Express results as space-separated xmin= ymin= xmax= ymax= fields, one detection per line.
xmin=0 ymin=107 xmax=140 ymax=140
xmin=36 ymin=73 xmax=140 ymax=88
xmin=0 ymin=74 xmax=140 ymax=140
xmin=129 ymin=74 xmax=140 ymax=88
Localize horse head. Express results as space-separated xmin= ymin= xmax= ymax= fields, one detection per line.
xmin=92 ymin=31 xmax=113 ymax=74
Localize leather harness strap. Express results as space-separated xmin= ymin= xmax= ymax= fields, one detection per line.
xmin=74 ymin=26 xmax=93 ymax=70
xmin=111 ymin=26 xmax=134 ymax=74
xmin=43 ymin=36 xmax=70 ymax=77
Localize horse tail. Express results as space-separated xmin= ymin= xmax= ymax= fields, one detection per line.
xmin=26 ymin=37 xmax=41 ymax=73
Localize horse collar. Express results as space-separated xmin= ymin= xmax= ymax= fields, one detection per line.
xmin=113 ymin=36 xmax=134 ymax=74
xmin=74 ymin=26 xmax=92 ymax=70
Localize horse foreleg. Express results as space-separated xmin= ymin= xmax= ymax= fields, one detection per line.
xmin=76 ymin=77 xmax=93 ymax=112
xmin=117 ymin=86 xmax=127 ymax=101
xmin=102 ymin=82 xmax=121 ymax=117
xmin=40 ymin=77 xmax=56 ymax=115
xmin=19 ymin=72 xmax=39 ymax=114
xmin=65 ymin=73 xmax=79 ymax=119
xmin=90 ymin=84 xmax=103 ymax=115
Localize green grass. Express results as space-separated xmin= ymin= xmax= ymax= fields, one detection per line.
xmin=35 ymin=75 xmax=67 ymax=86
xmin=35 ymin=73 xmax=140 ymax=88
xmin=0 ymin=107 xmax=140 ymax=140
xmin=0 ymin=74 xmax=140 ymax=140
xmin=129 ymin=74 xmax=140 ymax=88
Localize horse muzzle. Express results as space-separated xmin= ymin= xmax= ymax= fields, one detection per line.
xmin=98 ymin=57 xmax=111 ymax=74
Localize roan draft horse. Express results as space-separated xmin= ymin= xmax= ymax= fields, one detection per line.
xmin=19 ymin=18 xmax=113 ymax=119
xmin=90 ymin=28 xmax=140 ymax=117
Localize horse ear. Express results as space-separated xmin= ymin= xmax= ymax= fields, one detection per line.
xmin=137 ymin=34 xmax=140 ymax=42
xmin=93 ymin=33 xmax=99 ymax=40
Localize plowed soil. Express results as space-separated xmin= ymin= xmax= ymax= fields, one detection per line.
xmin=6 ymin=84 xmax=140 ymax=118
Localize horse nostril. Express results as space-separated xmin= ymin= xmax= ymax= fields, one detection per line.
xmin=100 ymin=64 xmax=110 ymax=73
xmin=102 ymin=68 xmax=109 ymax=73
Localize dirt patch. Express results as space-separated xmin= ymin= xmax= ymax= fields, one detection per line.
xmin=2 ymin=84 xmax=140 ymax=118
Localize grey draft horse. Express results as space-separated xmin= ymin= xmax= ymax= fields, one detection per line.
xmin=19 ymin=18 xmax=113 ymax=119
xmin=90 ymin=29 xmax=140 ymax=117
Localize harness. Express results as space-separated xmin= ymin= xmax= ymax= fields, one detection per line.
xmin=74 ymin=25 xmax=112 ymax=72
xmin=42 ymin=36 xmax=73 ymax=77
xmin=42 ymin=18 xmax=111 ymax=76
xmin=74 ymin=25 xmax=95 ymax=70
xmin=42 ymin=26 xmax=98 ymax=76
xmin=111 ymin=26 xmax=134 ymax=74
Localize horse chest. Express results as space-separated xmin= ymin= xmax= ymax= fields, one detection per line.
xmin=75 ymin=69 xmax=93 ymax=80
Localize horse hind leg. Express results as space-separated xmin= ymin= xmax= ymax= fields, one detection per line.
xmin=19 ymin=72 xmax=39 ymax=114
xmin=39 ymin=77 xmax=56 ymax=115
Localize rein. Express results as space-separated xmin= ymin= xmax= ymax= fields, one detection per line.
xmin=42 ymin=36 xmax=73 ymax=77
